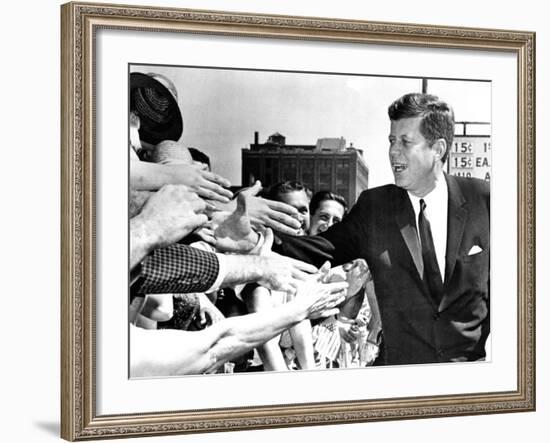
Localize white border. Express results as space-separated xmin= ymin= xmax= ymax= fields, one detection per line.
xmin=95 ymin=28 xmax=517 ymax=415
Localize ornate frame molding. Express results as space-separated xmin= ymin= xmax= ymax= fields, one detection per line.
xmin=61 ymin=2 xmax=535 ymax=440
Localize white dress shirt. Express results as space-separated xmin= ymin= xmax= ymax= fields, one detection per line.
xmin=407 ymin=174 xmax=448 ymax=280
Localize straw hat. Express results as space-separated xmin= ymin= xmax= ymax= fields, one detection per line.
xmin=130 ymin=72 xmax=183 ymax=145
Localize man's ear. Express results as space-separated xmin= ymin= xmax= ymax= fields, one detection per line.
xmin=432 ymin=138 xmax=447 ymax=162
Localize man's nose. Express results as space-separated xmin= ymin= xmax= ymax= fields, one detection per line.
xmin=389 ymin=143 xmax=401 ymax=156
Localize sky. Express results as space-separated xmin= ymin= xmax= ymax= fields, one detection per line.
xmin=131 ymin=64 xmax=491 ymax=188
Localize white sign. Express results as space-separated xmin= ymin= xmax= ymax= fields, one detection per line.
xmin=448 ymin=136 xmax=491 ymax=181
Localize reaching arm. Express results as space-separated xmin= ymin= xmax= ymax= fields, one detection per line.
xmin=134 ymin=228 xmax=319 ymax=296
xmin=275 ymin=192 xmax=370 ymax=267
xmin=196 ymin=181 xmax=302 ymax=252
xmin=220 ymin=253 xmax=318 ymax=296
xmin=208 ymin=181 xmax=302 ymax=237
xmin=130 ymin=279 xmax=348 ymax=376
xmin=130 ymin=160 xmax=233 ymax=203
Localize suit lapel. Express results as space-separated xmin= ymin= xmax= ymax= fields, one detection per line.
xmin=441 ymin=174 xmax=468 ymax=310
xmin=393 ymin=189 xmax=424 ymax=280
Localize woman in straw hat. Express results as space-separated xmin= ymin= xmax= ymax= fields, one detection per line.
xmin=129 ymin=71 xmax=233 ymax=203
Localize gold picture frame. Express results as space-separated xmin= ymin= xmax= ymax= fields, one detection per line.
xmin=61 ymin=1 xmax=535 ymax=440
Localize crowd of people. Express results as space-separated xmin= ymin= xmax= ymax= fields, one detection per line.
xmin=128 ymin=70 xmax=490 ymax=376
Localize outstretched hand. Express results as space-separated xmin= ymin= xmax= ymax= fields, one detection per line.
xmin=255 ymin=252 xmax=319 ymax=296
xmin=208 ymin=190 xmax=260 ymax=253
xmin=243 ymin=181 xmax=302 ymax=236
xmin=131 ymin=160 xmax=233 ymax=203
xmin=324 ymin=259 xmax=371 ymax=298
xmin=167 ymin=163 xmax=233 ymax=203
xmin=292 ymin=279 xmax=349 ymax=320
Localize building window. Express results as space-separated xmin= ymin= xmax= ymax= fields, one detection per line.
xmin=281 ymin=158 xmax=297 ymax=182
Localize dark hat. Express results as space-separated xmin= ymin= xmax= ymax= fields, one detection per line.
xmin=130 ymin=72 xmax=183 ymax=145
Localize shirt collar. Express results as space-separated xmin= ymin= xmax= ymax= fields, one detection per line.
xmin=407 ymin=172 xmax=448 ymax=212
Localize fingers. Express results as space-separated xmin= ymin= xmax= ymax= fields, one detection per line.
xmin=189 ymin=168 xmax=232 ymax=202
xmin=264 ymin=199 xmax=299 ymax=217
xmin=259 ymin=228 xmax=274 ymax=255
xmin=199 ymin=310 xmax=207 ymax=326
xmin=261 ymin=218 xmax=301 ymax=236
xmin=289 ymin=258 xmax=318 ymax=275
xmin=282 ymin=284 xmax=297 ymax=297
xmin=203 ymin=201 xmax=220 ymax=217
xmin=319 ymin=261 xmax=331 ymax=273
xmin=307 ymin=289 xmax=346 ymax=319
xmin=202 ymin=170 xmax=232 ymax=190
xmin=196 ymin=182 xmax=232 ymax=203
xmin=141 ymin=294 xmax=173 ymax=322
xmin=195 ymin=227 xmax=216 ymax=245
xmin=241 ymin=180 xmax=262 ymax=197
xmin=189 ymin=195 xmax=207 ymax=213
xmin=247 ymin=195 xmax=301 ymax=234
xmin=266 ymin=209 xmax=302 ymax=229
xmin=315 ymin=261 xmax=332 ymax=282
xmin=324 ymin=281 xmax=349 ymax=294
xmin=290 ymin=268 xmax=317 ymax=282
xmin=188 ymin=214 xmax=208 ymax=230
xmin=318 ymin=308 xmax=340 ymax=318
xmin=265 ymin=277 xmax=297 ymax=296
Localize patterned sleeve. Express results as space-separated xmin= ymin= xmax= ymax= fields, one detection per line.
xmin=133 ymin=244 xmax=220 ymax=294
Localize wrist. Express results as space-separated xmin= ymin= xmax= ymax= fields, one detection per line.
xmin=280 ymin=299 xmax=308 ymax=324
xmin=221 ymin=254 xmax=266 ymax=288
xmin=130 ymin=216 xmax=158 ymax=256
xmin=249 ymin=255 xmax=266 ymax=282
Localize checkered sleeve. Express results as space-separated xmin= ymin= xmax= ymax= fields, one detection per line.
xmin=135 ymin=244 xmax=220 ymax=294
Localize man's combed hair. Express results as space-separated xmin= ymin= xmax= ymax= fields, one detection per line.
xmin=309 ymin=190 xmax=348 ymax=216
xmin=265 ymin=181 xmax=310 ymax=202
xmin=388 ymin=93 xmax=455 ymax=163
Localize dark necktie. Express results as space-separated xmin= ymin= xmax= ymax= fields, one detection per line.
xmin=418 ymin=199 xmax=444 ymax=304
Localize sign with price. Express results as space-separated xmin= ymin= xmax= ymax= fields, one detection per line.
xmin=447 ymin=136 xmax=491 ymax=181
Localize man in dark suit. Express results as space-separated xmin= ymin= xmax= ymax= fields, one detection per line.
xmin=277 ymin=93 xmax=490 ymax=365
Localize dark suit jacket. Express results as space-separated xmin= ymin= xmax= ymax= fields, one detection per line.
xmin=278 ymin=174 xmax=490 ymax=365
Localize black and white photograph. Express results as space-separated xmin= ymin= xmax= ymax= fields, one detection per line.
xmin=128 ymin=64 xmax=491 ymax=377
xmin=55 ymin=2 xmax=537 ymax=440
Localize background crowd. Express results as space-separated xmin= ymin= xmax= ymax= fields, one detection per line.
xmin=129 ymin=72 xmax=381 ymax=376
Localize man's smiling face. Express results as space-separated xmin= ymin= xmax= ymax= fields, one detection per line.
xmin=388 ymin=116 xmax=439 ymax=198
